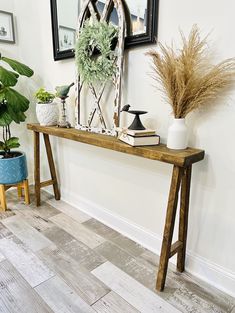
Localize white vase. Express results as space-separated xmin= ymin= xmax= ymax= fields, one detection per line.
xmin=167 ymin=118 xmax=188 ymax=150
xmin=36 ymin=101 xmax=59 ymax=126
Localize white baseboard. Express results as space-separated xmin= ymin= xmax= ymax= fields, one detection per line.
xmin=46 ymin=188 xmax=235 ymax=298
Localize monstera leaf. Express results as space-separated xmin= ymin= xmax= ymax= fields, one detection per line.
xmin=1 ymin=57 xmax=34 ymax=77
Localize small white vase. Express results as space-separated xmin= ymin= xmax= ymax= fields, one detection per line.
xmin=167 ymin=118 xmax=188 ymax=150
xmin=36 ymin=101 xmax=59 ymax=126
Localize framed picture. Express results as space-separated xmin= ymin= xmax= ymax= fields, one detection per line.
xmin=96 ymin=0 xmax=159 ymax=48
xmin=50 ymin=0 xmax=159 ymax=61
xmin=50 ymin=0 xmax=80 ymax=61
xmin=0 ymin=10 xmax=15 ymax=44
xmin=58 ymin=26 xmax=76 ymax=52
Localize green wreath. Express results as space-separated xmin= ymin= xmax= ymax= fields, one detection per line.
xmin=75 ymin=19 xmax=118 ymax=83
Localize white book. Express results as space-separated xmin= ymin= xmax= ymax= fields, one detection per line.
xmin=126 ymin=129 xmax=156 ymax=137
xmin=119 ymin=133 xmax=160 ymax=146
xmin=116 ymin=127 xmax=156 ymax=137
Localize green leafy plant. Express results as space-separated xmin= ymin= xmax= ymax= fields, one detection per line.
xmin=0 ymin=52 xmax=34 ymax=158
xmin=35 ymin=87 xmax=55 ymax=103
xmin=75 ymin=19 xmax=118 ymax=83
xmin=0 ymin=137 xmax=20 ymax=156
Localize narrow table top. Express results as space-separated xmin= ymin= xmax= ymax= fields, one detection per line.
xmin=27 ymin=124 xmax=205 ymax=167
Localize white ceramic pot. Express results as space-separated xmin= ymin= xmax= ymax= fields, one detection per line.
xmin=167 ymin=118 xmax=188 ymax=150
xmin=36 ymin=101 xmax=59 ymax=126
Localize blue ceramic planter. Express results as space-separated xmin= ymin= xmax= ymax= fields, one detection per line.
xmin=0 ymin=152 xmax=28 ymax=185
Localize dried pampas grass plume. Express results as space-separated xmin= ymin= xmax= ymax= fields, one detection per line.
xmin=147 ymin=25 xmax=235 ymax=118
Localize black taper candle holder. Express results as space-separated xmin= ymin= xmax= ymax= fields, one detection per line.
xmin=127 ymin=110 xmax=148 ymax=130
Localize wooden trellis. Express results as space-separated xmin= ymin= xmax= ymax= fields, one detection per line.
xmin=75 ymin=0 xmax=126 ymax=136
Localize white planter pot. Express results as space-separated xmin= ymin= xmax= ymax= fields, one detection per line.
xmin=167 ymin=118 xmax=188 ymax=150
xmin=36 ymin=101 xmax=59 ymax=126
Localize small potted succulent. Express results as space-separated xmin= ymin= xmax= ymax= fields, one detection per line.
xmin=0 ymin=53 xmax=33 ymax=184
xmin=35 ymin=87 xmax=59 ymax=126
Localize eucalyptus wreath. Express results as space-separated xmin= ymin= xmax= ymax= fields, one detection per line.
xmin=75 ymin=19 xmax=118 ymax=83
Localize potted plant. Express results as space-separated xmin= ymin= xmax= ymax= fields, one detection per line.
xmin=35 ymin=87 xmax=59 ymax=126
xmin=148 ymin=25 xmax=235 ymax=149
xmin=0 ymin=53 xmax=33 ymax=184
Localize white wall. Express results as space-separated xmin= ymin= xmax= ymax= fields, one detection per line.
xmin=0 ymin=0 xmax=42 ymax=179
xmin=1 ymin=0 xmax=235 ymax=296
xmin=0 ymin=0 xmax=18 ymax=70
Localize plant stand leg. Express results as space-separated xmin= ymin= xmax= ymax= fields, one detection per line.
xmin=156 ymin=165 xmax=183 ymax=291
xmin=23 ymin=179 xmax=30 ymax=205
xmin=177 ymin=166 xmax=192 ymax=272
xmin=43 ymin=134 xmax=60 ymax=201
xmin=17 ymin=185 xmax=23 ymax=198
xmin=0 ymin=185 xmax=7 ymax=211
xmin=34 ymin=131 xmax=41 ymax=207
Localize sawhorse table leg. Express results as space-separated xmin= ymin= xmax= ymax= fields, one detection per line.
xmin=156 ymin=165 xmax=192 ymax=291
xmin=34 ymin=131 xmax=60 ymax=207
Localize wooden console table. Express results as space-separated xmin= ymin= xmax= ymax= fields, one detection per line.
xmin=27 ymin=123 xmax=205 ymax=292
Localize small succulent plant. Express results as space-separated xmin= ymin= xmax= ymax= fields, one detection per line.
xmin=35 ymin=87 xmax=55 ymax=104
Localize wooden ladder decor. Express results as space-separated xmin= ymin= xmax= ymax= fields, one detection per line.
xmin=75 ymin=0 xmax=126 ymax=136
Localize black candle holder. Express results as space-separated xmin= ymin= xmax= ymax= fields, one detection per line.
xmin=127 ymin=110 xmax=148 ymax=130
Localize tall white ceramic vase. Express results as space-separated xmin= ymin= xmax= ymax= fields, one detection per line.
xmin=167 ymin=118 xmax=188 ymax=150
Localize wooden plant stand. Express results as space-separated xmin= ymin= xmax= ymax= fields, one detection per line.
xmin=27 ymin=123 xmax=205 ymax=292
xmin=0 ymin=179 xmax=30 ymax=211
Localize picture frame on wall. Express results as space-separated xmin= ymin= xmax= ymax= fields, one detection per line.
xmin=58 ymin=26 xmax=76 ymax=52
xmin=50 ymin=0 xmax=159 ymax=61
xmin=0 ymin=10 xmax=15 ymax=44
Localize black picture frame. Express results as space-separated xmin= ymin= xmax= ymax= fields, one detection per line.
xmin=0 ymin=10 xmax=15 ymax=44
xmin=125 ymin=0 xmax=159 ymax=48
xmin=50 ymin=0 xmax=76 ymax=61
xmin=50 ymin=0 xmax=159 ymax=61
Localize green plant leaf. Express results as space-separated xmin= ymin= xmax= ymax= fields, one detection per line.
xmin=10 ymin=71 xmax=20 ymax=79
xmin=8 ymin=142 xmax=20 ymax=149
xmin=7 ymin=106 xmax=26 ymax=123
xmin=0 ymin=66 xmax=18 ymax=87
xmin=35 ymin=87 xmax=55 ymax=103
xmin=0 ymin=141 xmax=5 ymax=150
xmin=0 ymin=92 xmax=5 ymax=103
xmin=4 ymin=88 xmax=30 ymax=113
xmin=0 ymin=105 xmax=13 ymax=126
xmin=2 ymin=57 xmax=34 ymax=77
xmin=6 ymin=137 xmax=19 ymax=144
xmin=6 ymin=137 xmax=20 ymax=148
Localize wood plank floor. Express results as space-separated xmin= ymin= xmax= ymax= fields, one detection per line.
xmin=0 ymin=189 xmax=234 ymax=313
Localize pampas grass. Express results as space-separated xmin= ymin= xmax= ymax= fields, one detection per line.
xmin=147 ymin=25 xmax=235 ymax=118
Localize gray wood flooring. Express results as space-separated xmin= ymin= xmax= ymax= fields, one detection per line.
xmin=0 ymin=189 xmax=234 ymax=313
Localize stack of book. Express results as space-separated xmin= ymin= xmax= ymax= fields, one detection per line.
xmin=118 ymin=128 xmax=160 ymax=147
